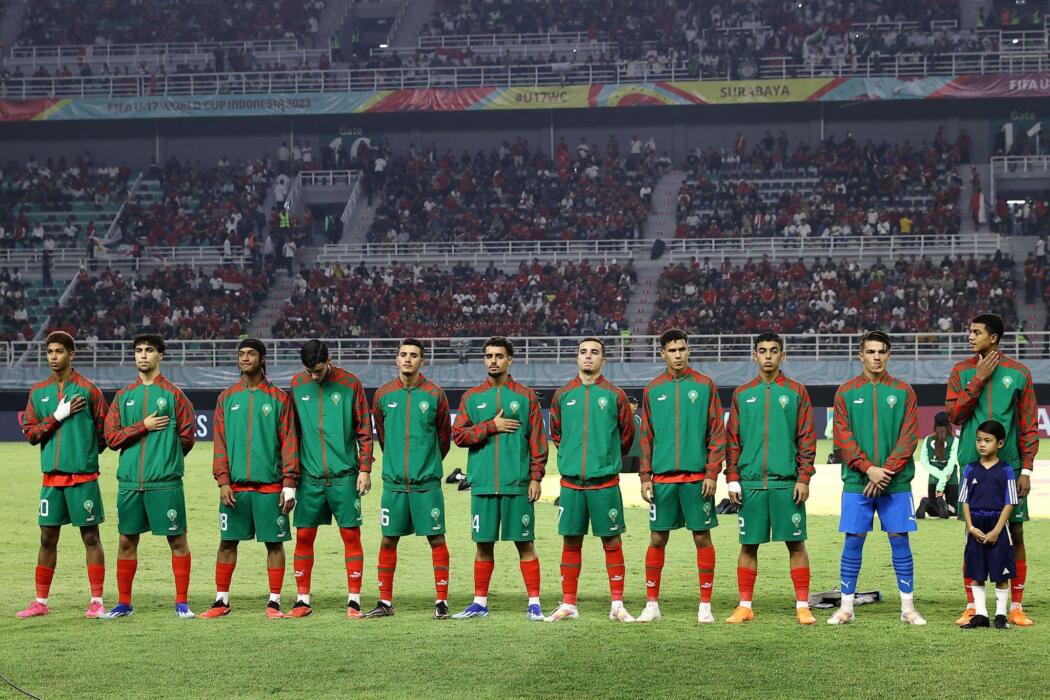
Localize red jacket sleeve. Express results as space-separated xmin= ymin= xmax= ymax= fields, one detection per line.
xmin=945 ymin=362 xmax=982 ymax=425
xmin=795 ymin=383 xmax=817 ymax=484
xmin=435 ymin=390 xmax=451 ymax=459
xmin=372 ymin=388 xmax=386 ymax=451
xmin=452 ymin=391 xmax=496 ymax=447
xmin=1018 ymin=369 xmax=1039 ymax=471
xmin=724 ymin=387 xmax=742 ymax=482
xmin=616 ymin=388 xmax=635 ymax=457
xmin=174 ymin=388 xmax=196 ymax=456
xmin=352 ymin=378 xmax=374 ymax=473
xmin=549 ymin=387 xmax=563 ymax=447
xmin=278 ymin=393 xmax=300 ymax=487
xmin=23 ymin=391 xmax=59 ymax=446
xmin=639 ymin=385 xmax=655 ymax=482
xmin=883 ymin=385 xmax=919 ymax=475
xmin=526 ymin=389 xmax=548 ymax=481
xmin=834 ymin=385 xmax=874 ymax=475
xmin=104 ymin=388 xmax=147 ymax=450
xmin=90 ymin=384 xmax=108 ymax=454
xmin=705 ymin=384 xmax=726 ymax=480
xmin=212 ymin=393 xmax=230 ymax=486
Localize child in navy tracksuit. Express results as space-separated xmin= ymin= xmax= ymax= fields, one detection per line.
xmin=959 ymin=420 xmax=1018 ymax=629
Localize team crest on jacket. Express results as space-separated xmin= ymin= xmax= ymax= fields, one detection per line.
xmin=1003 ymin=376 xmax=1013 ymax=389
xmin=886 ymin=395 xmax=897 ymax=407
xmin=156 ymin=397 xmax=167 ymax=409
xmin=778 ymin=395 xmax=789 ymax=408
xmin=332 ymin=392 xmax=342 ymax=405
xmin=597 ymin=397 xmax=608 ymax=410
xmin=509 ymin=400 xmax=521 ymax=413
xmin=262 ymin=403 xmax=273 ymax=416
xmin=419 ymin=400 xmax=429 ymax=414
xmin=688 ymin=390 xmax=699 ymax=403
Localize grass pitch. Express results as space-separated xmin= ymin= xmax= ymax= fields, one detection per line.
xmin=0 ymin=442 xmax=1045 ymax=699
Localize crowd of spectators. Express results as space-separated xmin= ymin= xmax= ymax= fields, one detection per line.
xmin=675 ymin=130 xmax=963 ymax=239
xmin=272 ymin=258 xmax=636 ymax=338
xmin=651 ymin=252 xmax=1019 ymax=336
xmin=47 ymin=263 xmax=273 ymax=341
xmin=0 ymin=153 xmax=132 ymax=249
xmin=17 ymin=0 xmax=327 ymax=47
xmin=0 ymin=269 xmax=33 ymax=342
xmin=362 ymin=137 xmax=657 ymax=244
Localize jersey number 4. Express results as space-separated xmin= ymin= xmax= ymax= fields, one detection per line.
xmin=472 ymin=514 xmax=480 ymax=533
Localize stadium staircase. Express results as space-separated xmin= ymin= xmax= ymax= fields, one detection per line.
xmin=315 ymin=0 xmax=354 ymax=53
xmin=388 ymin=0 xmax=435 ymax=47
xmin=0 ymin=0 xmax=27 ymax=53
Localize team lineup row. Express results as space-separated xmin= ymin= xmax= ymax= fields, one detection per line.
xmin=16 ymin=315 xmax=1037 ymax=628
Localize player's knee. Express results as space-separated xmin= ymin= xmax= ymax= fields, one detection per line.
xmin=742 ymin=543 xmax=760 ymax=555
xmin=693 ymin=530 xmax=712 ymax=548
xmin=1009 ymin=522 xmax=1024 ymax=544
xmin=264 ymin=541 xmax=284 ymax=554
xmin=427 ymin=534 xmax=446 ymax=548
xmin=649 ymin=532 xmax=668 ymax=548
xmin=219 ymin=540 xmax=239 ymax=553
xmin=380 ymin=536 xmax=399 ymax=549
xmin=563 ymin=535 xmax=584 ymax=549
xmin=785 ymin=540 xmax=804 ymax=554
xmin=39 ymin=527 xmax=60 ymax=549
xmin=79 ymin=527 xmax=101 ymax=547
xmin=167 ymin=535 xmax=189 ymax=556
xmin=514 ymin=541 xmax=535 ymax=558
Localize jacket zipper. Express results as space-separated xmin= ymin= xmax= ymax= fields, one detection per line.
xmin=581 ymin=385 xmax=590 ymax=480
xmin=403 ymin=385 xmax=412 ymax=493
xmin=872 ymin=383 xmax=879 ymax=466
xmin=319 ymin=381 xmax=329 ymax=485
xmin=762 ymin=382 xmax=771 ymax=488
xmin=139 ymin=385 xmax=149 ymax=490
xmin=494 ymin=387 xmax=502 ymax=495
xmin=674 ymin=381 xmax=680 ymax=471
xmin=247 ymin=389 xmax=255 ymax=481
xmin=53 ymin=382 xmax=64 ymax=472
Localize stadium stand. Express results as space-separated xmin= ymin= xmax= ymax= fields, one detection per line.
xmin=675 ymin=131 xmax=963 ymax=239
xmin=271 ymin=258 xmax=636 ymax=338
xmin=362 ymin=139 xmax=656 ymax=243
xmin=650 ymin=253 xmax=1019 ymax=335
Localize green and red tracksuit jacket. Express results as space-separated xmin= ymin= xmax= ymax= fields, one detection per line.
xmin=452 ymin=376 xmax=548 ymax=495
xmin=290 ymin=366 xmax=374 ymax=483
xmin=23 ymin=369 xmax=108 ymax=487
xmin=372 ymin=374 xmax=451 ymax=493
xmin=946 ymin=353 xmax=1038 ymax=475
xmin=550 ymin=375 xmax=634 ymax=489
xmin=834 ymin=373 xmax=918 ymax=494
xmin=212 ymin=377 xmax=299 ymax=492
xmin=105 ymin=375 xmax=196 ymax=491
xmin=726 ymin=372 xmax=816 ymax=490
xmin=639 ymin=367 xmax=725 ymax=484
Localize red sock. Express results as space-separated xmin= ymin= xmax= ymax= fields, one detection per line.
xmin=474 ymin=559 xmax=495 ymax=598
xmin=340 ymin=527 xmax=364 ymax=594
xmin=644 ymin=546 xmax=665 ymax=602
xmin=697 ymin=546 xmax=715 ymax=603
xmin=1012 ymin=559 xmax=1027 ymax=606
xmin=790 ymin=566 xmax=810 ymax=603
xmin=87 ymin=564 xmax=105 ymax=599
xmin=432 ymin=543 xmax=450 ymax=601
xmin=603 ymin=541 xmax=626 ymax=602
xmin=737 ymin=566 xmax=757 ymax=603
xmin=560 ymin=543 xmax=582 ymax=605
xmin=377 ymin=544 xmax=397 ymax=603
xmin=215 ymin=561 xmax=236 ymax=594
xmin=293 ymin=527 xmax=317 ymax=595
xmin=117 ymin=558 xmax=137 ymax=606
xmin=172 ymin=555 xmax=191 ymax=605
xmin=520 ymin=558 xmax=540 ymax=598
xmin=35 ymin=565 xmax=55 ymax=600
xmin=964 ymin=563 xmax=974 ymax=606
xmin=267 ymin=567 xmax=284 ymax=596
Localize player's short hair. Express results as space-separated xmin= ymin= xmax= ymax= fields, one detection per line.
xmin=972 ymin=313 xmax=1005 ymax=344
xmin=659 ymin=328 xmax=688 ymax=348
xmin=578 ymin=337 xmax=605 ymax=355
xmin=976 ymin=419 xmax=1006 ymax=442
xmin=753 ymin=331 xmax=783 ymax=351
xmin=483 ymin=336 xmax=514 ymax=357
xmin=399 ymin=338 xmax=426 ymax=357
xmin=45 ymin=331 xmax=75 ymax=352
xmin=859 ymin=330 xmax=891 ymax=352
xmin=133 ymin=333 xmax=166 ymax=354
xmin=300 ymin=339 xmax=329 ymax=367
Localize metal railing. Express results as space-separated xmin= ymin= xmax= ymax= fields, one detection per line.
xmin=4 ymin=48 xmax=331 ymax=71
xmin=297 ymin=170 xmax=361 ymax=187
xmin=418 ymin=31 xmax=597 ymax=49
xmin=0 ymin=245 xmax=245 ymax=271
xmin=10 ymin=39 xmax=301 ymax=61
xmin=991 ymin=155 xmax=1050 ymax=174
xmin=5 ymin=49 xmax=1050 ymax=99
xmin=341 ymin=175 xmax=363 ymax=226
xmin=8 ymin=332 xmax=1047 ymax=367
xmin=373 ymin=41 xmax=617 ymax=59
xmin=317 ymin=234 xmax=1001 ymax=266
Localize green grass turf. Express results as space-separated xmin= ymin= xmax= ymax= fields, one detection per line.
xmin=0 ymin=441 xmax=1046 ymax=699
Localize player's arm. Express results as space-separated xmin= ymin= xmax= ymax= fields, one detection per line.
xmin=987 ymin=470 xmax=1017 ymax=543
xmin=451 ymin=392 xmax=494 ymax=447
xmin=351 ymin=378 xmax=374 ymax=473
xmin=526 ymin=390 xmax=548 ymax=501
xmin=549 ymin=388 xmax=563 ymax=448
xmin=959 ymin=466 xmax=980 ymax=537
xmin=435 ymin=389 xmax=451 ymax=459
xmin=1017 ymin=370 xmax=1039 ymax=476
xmin=615 ymin=388 xmax=635 ymax=456
xmin=212 ymin=395 xmax=231 ymax=487
xmin=704 ymin=383 xmax=726 ymax=480
xmin=882 ymin=386 xmax=919 ymax=476
xmin=104 ymin=388 xmax=148 ymax=450
xmin=918 ymin=440 xmax=947 ymax=492
xmin=945 ymin=364 xmax=982 ymax=424
xmin=638 ymin=386 xmax=655 ymax=484
xmin=22 ymin=391 xmax=60 ymax=445
xmin=277 ymin=393 xmax=300 ymax=488
xmin=794 ymin=383 xmax=817 ymax=484
xmin=90 ymin=384 xmax=109 ymax=453
xmin=724 ymin=388 xmax=743 ymax=503
xmin=371 ymin=388 xmax=386 ymax=450
xmin=174 ymin=389 xmax=196 ymax=456
xmin=833 ymin=386 xmax=874 ymax=475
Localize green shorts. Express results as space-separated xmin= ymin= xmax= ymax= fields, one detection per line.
xmin=39 ymin=480 xmax=105 ymax=528
xmin=957 ymin=495 xmax=1029 ymax=524
xmin=117 ymin=484 xmax=187 ymax=536
xmin=471 ymin=494 xmax=535 ymax=542
xmin=381 ymin=488 xmax=445 ymax=537
xmin=295 ymin=476 xmax=362 ymax=529
xmin=648 ymin=481 xmax=717 ymax=532
xmin=219 ymin=490 xmax=291 ymax=542
xmin=557 ymin=484 xmax=625 ymax=537
xmin=738 ymin=487 xmax=806 ymax=545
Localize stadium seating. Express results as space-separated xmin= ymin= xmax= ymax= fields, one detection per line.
xmin=47 ymin=263 xmax=274 ymax=340
xmin=271 ymin=259 xmax=636 ymax=338
xmin=675 ymin=132 xmax=963 ymax=238
xmin=650 ymin=253 xmax=1019 ymax=335
xmin=363 ymin=141 xmax=655 ymax=243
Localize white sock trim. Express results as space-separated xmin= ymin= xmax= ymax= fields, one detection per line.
xmin=738 ymin=601 xmax=753 ymax=609
xmin=996 ymin=587 xmax=1010 ymax=617
xmin=216 ymin=592 xmax=230 ymax=604
xmin=840 ymin=593 xmax=855 ymax=613
xmin=971 ymin=585 xmax=988 ymax=618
